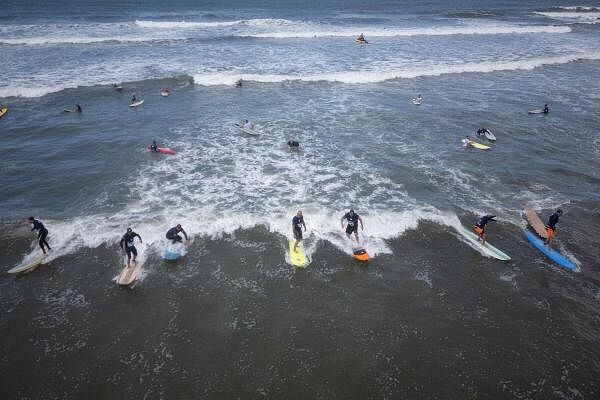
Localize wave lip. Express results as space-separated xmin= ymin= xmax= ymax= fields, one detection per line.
xmin=534 ymin=11 xmax=600 ymax=24
xmin=239 ymin=24 xmax=571 ymax=38
xmin=192 ymin=52 xmax=600 ymax=86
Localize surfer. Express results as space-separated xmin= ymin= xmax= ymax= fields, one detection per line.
xmin=292 ymin=211 xmax=307 ymax=252
xmin=235 ymin=79 xmax=243 ymax=88
xmin=476 ymin=127 xmax=486 ymax=136
xmin=150 ymin=140 xmax=158 ymax=153
xmin=120 ymin=227 xmax=142 ymax=267
xmin=113 ymin=83 xmax=123 ymax=91
xmin=544 ymin=208 xmax=563 ymax=248
xmin=166 ymin=224 xmax=189 ymax=244
xmin=130 ymin=94 xmax=137 ymax=104
xmin=473 ymin=215 xmax=497 ymax=245
xmin=243 ymin=119 xmax=254 ymax=130
xmin=27 ymin=217 xmax=51 ymax=254
xmin=341 ymin=209 xmax=364 ymax=243
xmin=287 ymin=140 xmax=300 ymax=148
xmin=356 ymin=33 xmax=367 ymax=43
xmin=462 ymin=136 xmax=472 ymax=148
xmin=543 ymin=104 xmax=549 ymax=114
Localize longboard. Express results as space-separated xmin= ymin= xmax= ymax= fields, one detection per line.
xmin=455 ymin=224 xmax=511 ymax=261
xmin=467 ymin=140 xmax=490 ymax=150
xmin=7 ymin=254 xmax=47 ymax=274
xmin=235 ymin=123 xmax=259 ymax=136
xmin=117 ymin=260 xmax=142 ymax=285
xmin=524 ymin=230 xmax=576 ymax=271
xmin=528 ymin=109 xmax=544 ymax=114
xmin=289 ymin=239 xmax=307 ymax=268
xmin=352 ymin=246 xmax=370 ymax=261
xmin=129 ymin=100 xmax=144 ymax=108
xmin=147 ymin=146 xmax=176 ymax=155
xmin=523 ymin=208 xmax=548 ymax=239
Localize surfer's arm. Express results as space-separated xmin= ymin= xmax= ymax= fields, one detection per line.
xmin=359 ymin=216 xmax=364 ymax=230
xmin=136 ymin=234 xmax=142 ymax=244
xmin=182 ymin=229 xmax=189 ymax=240
xmin=302 ymin=220 xmax=306 ymax=231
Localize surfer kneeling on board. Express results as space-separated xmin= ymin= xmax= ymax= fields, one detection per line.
xmin=543 ymin=104 xmax=549 ymax=114
xmin=292 ymin=211 xmax=306 ymax=252
xmin=474 ymin=215 xmax=496 ymax=245
xmin=166 ymin=224 xmax=189 ymax=244
xmin=341 ymin=209 xmax=364 ymax=243
xmin=27 ymin=217 xmax=51 ymax=254
xmin=120 ymin=228 xmax=142 ymax=267
xmin=150 ymin=140 xmax=159 ymax=153
xmin=544 ymin=208 xmax=562 ymax=248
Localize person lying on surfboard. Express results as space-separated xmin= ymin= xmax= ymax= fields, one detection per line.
xmin=150 ymin=140 xmax=159 ymax=153
xmin=27 ymin=216 xmax=51 ymax=254
xmin=474 ymin=215 xmax=496 ymax=245
xmin=545 ymin=208 xmax=562 ymax=248
xmin=120 ymin=228 xmax=142 ymax=267
xmin=292 ymin=211 xmax=306 ymax=252
xmin=166 ymin=224 xmax=189 ymax=244
xmin=341 ymin=209 xmax=364 ymax=243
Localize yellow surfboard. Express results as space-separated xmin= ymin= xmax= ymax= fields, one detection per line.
xmin=289 ymin=240 xmax=307 ymax=268
xmin=0 ymin=108 xmax=7 ymax=119
xmin=468 ymin=140 xmax=490 ymax=150
xmin=117 ymin=260 xmax=142 ymax=285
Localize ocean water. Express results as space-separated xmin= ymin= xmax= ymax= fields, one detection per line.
xmin=1 ymin=0 xmax=600 ymax=398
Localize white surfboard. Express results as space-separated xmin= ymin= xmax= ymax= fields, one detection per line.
xmin=235 ymin=123 xmax=259 ymax=136
xmin=412 ymin=98 xmax=422 ymax=105
xmin=454 ymin=224 xmax=511 ymax=261
xmin=117 ymin=260 xmax=142 ymax=285
xmin=7 ymin=254 xmax=47 ymax=274
xmin=129 ymin=100 xmax=144 ymax=108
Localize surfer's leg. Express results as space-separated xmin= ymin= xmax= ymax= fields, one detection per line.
xmin=131 ymin=246 xmax=138 ymax=262
xmin=125 ymin=248 xmax=132 ymax=267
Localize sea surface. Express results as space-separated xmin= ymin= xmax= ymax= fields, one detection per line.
xmin=1 ymin=0 xmax=600 ymax=398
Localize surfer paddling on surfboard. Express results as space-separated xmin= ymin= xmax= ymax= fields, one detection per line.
xmin=341 ymin=209 xmax=364 ymax=243
xmin=545 ymin=208 xmax=563 ymax=248
xmin=166 ymin=224 xmax=188 ymax=244
xmin=292 ymin=211 xmax=307 ymax=252
xmin=473 ymin=215 xmax=497 ymax=245
xmin=27 ymin=217 xmax=51 ymax=254
xmin=120 ymin=228 xmax=142 ymax=267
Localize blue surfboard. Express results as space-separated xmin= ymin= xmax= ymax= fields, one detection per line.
xmin=523 ymin=230 xmax=576 ymax=271
xmin=162 ymin=250 xmax=181 ymax=261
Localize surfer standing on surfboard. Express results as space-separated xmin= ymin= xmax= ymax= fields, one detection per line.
xmin=292 ymin=211 xmax=306 ymax=252
xmin=341 ymin=209 xmax=364 ymax=243
xmin=166 ymin=224 xmax=189 ymax=244
xmin=545 ymin=208 xmax=562 ymax=248
xmin=473 ymin=215 xmax=496 ymax=245
xmin=120 ymin=228 xmax=142 ymax=267
xmin=27 ymin=217 xmax=51 ymax=254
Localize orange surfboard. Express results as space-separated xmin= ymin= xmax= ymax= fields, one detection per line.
xmin=523 ymin=207 xmax=548 ymax=239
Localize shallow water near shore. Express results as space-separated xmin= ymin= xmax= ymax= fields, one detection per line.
xmin=1 ymin=0 xmax=600 ymax=398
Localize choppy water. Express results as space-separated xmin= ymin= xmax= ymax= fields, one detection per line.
xmin=1 ymin=0 xmax=600 ymax=398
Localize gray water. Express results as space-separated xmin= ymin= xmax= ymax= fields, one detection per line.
xmin=1 ymin=0 xmax=600 ymax=398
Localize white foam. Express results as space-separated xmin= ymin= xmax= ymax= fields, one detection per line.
xmin=134 ymin=19 xmax=242 ymax=28
xmin=239 ymin=24 xmax=571 ymax=38
xmin=534 ymin=11 xmax=600 ymax=23
xmin=0 ymin=35 xmax=182 ymax=45
xmin=192 ymin=52 xmax=600 ymax=86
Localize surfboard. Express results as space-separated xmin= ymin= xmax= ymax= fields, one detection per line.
xmin=289 ymin=239 xmax=307 ymax=268
xmin=483 ymin=129 xmax=496 ymax=141
xmin=235 ymin=123 xmax=259 ymax=136
xmin=162 ymin=250 xmax=181 ymax=261
xmin=355 ymin=39 xmax=369 ymax=44
xmin=63 ymin=109 xmax=76 ymax=113
xmin=160 ymin=91 xmax=171 ymax=97
xmin=0 ymin=107 xmax=8 ymax=118
xmin=528 ymin=109 xmax=544 ymax=114
xmin=147 ymin=146 xmax=176 ymax=155
xmin=352 ymin=246 xmax=370 ymax=261
xmin=455 ymin=224 xmax=511 ymax=261
xmin=523 ymin=230 xmax=576 ymax=270
xmin=129 ymin=100 xmax=144 ymax=108
xmin=117 ymin=260 xmax=142 ymax=285
xmin=523 ymin=208 xmax=548 ymax=239
xmin=467 ymin=140 xmax=490 ymax=150
xmin=7 ymin=254 xmax=47 ymax=274
xmin=412 ymin=99 xmax=422 ymax=105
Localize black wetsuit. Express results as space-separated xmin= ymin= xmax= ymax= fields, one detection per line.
xmin=543 ymin=106 xmax=549 ymax=114
xmin=292 ymin=216 xmax=304 ymax=239
xmin=31 ymin=219 xmax=51 ymax=253
xmin=166 ymin=227 xmax=187 ymax=243
xmin=287 ymin=140 xmax=300 ymax=147
xmin=343 ymin=212 xmax=360 ymax=234
xmin=150 ymin=143 xmax=158 ymax=152
xmin=547 ymin=212 xmax=560 ymax=231
xmin=120 ymin=231 xmax=141 ymax=259
xmin=475 ymin=215 xmax=496 ymax=233
xmin=477 ymin=128 xmax=486 ymax=135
